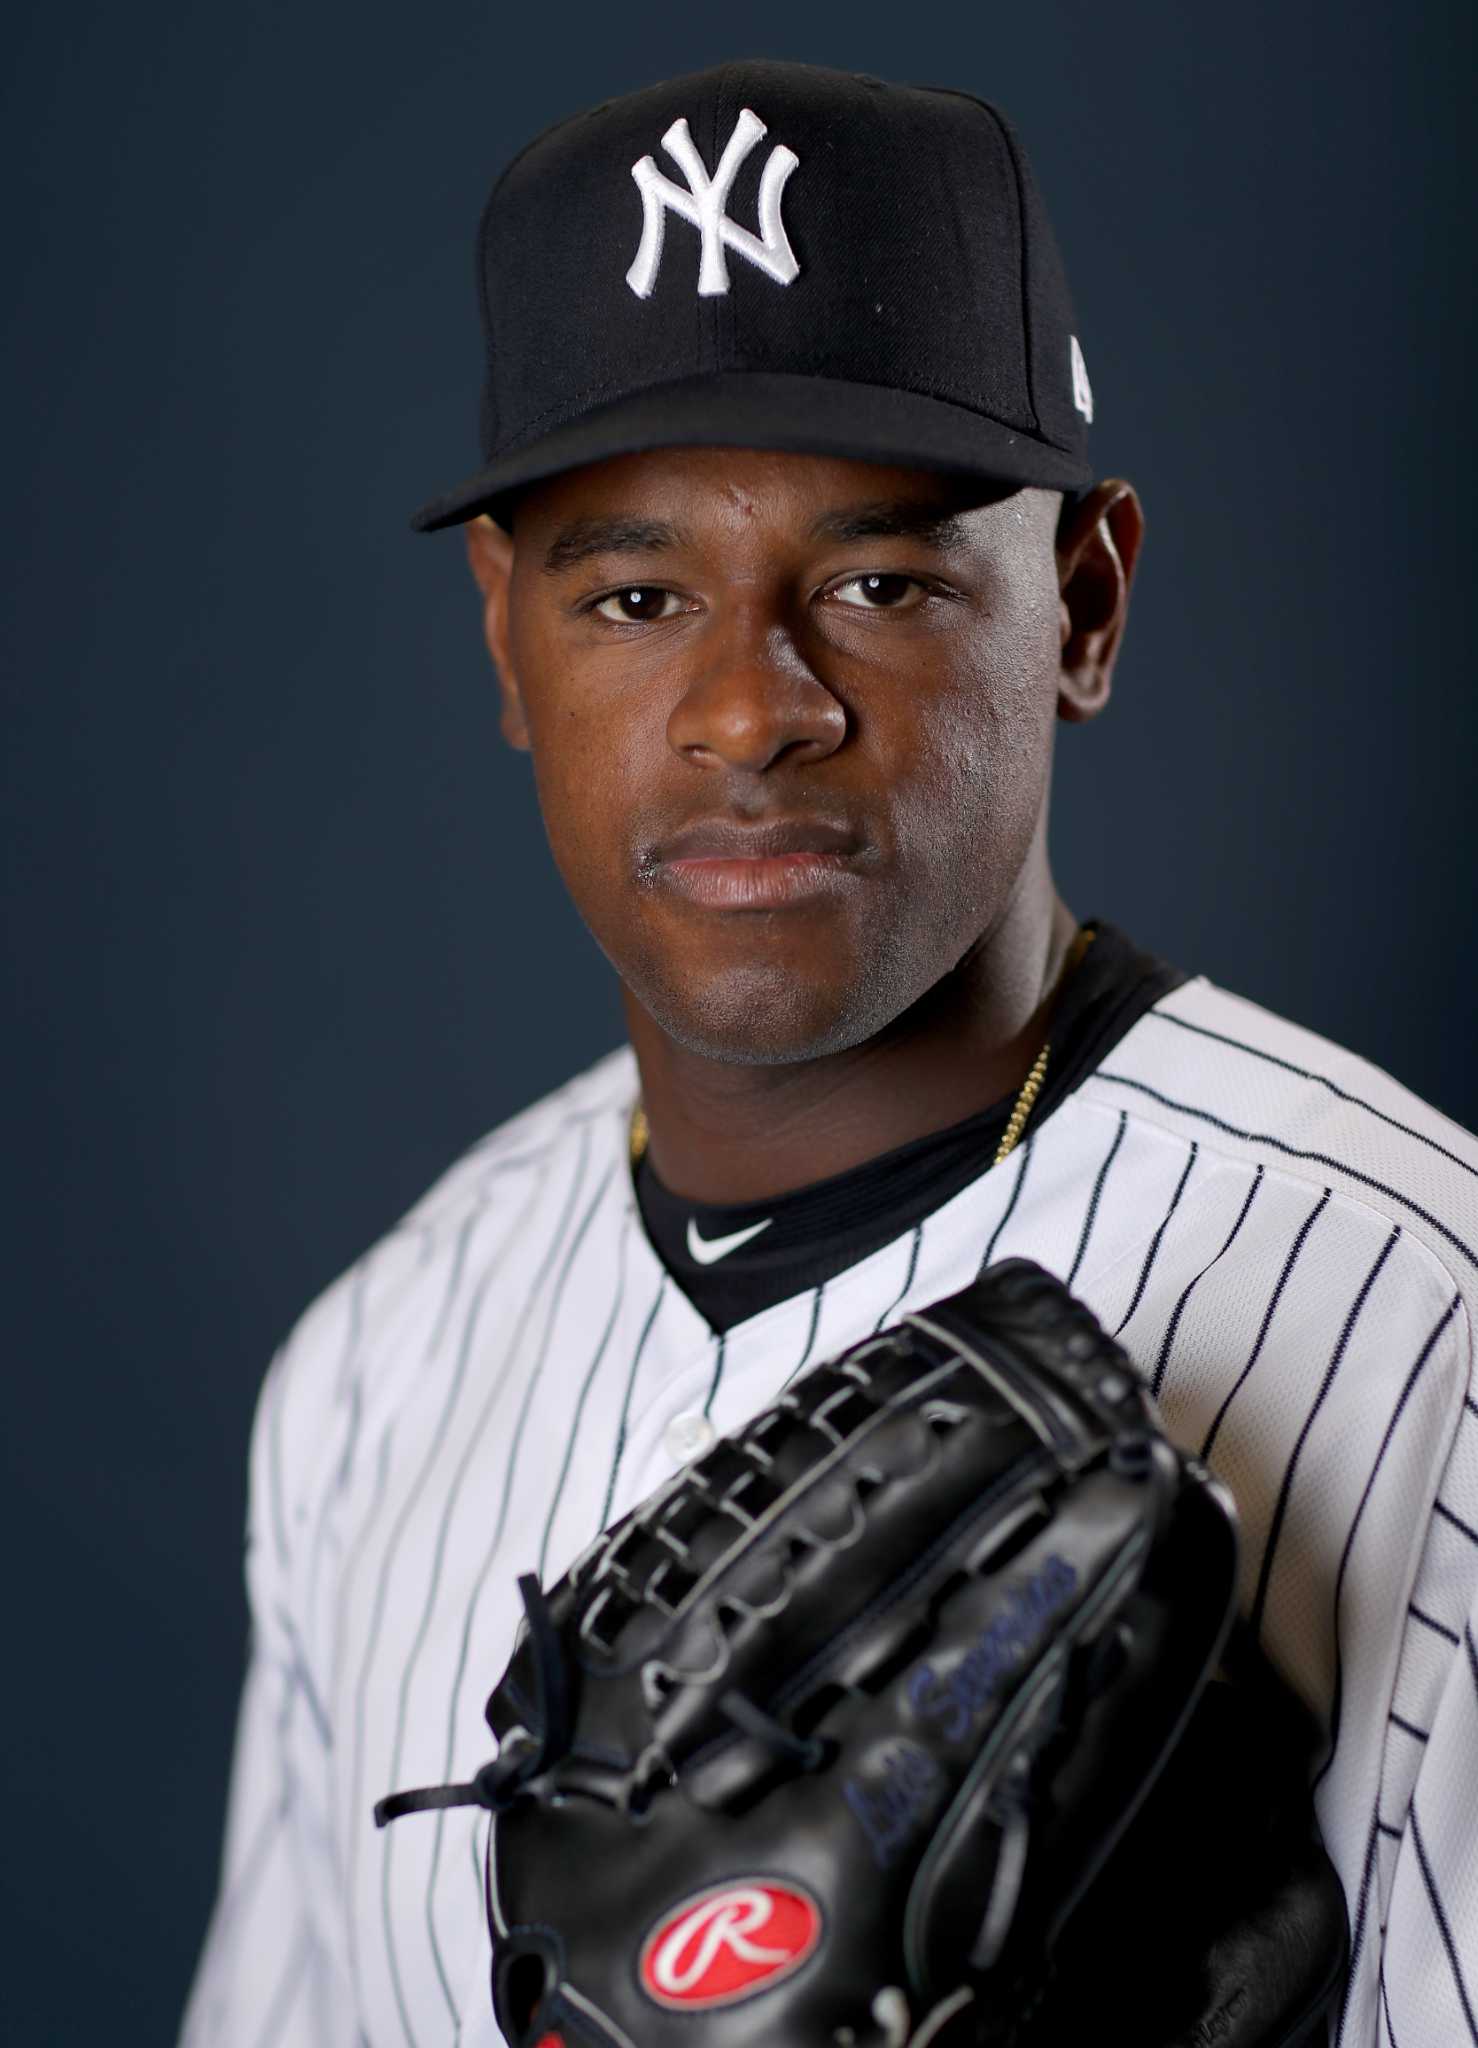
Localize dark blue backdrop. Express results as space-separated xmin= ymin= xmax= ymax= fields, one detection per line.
xmin=3 ymin=2 xmax=1473 ymax=2039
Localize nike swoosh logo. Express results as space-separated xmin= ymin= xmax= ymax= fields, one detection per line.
xmin=686 ymin=1215 xmax=773 ymax=1266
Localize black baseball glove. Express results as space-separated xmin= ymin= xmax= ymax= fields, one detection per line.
xmin=377 ymin=1257 xmax=1348 ymax=2046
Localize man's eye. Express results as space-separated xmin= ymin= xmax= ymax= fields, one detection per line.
xmin=592 ymin=586 xmax=683 ymax=624
xmin=829 ymin=573 xmax=925 ymax=610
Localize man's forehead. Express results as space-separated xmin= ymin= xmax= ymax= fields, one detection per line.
xmin=513 ymin=448 xmax=1027 ymax=568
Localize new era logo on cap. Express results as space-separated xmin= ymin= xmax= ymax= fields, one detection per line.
xmin=411 ymin=60 xmax=1098 ymax=533
xmin=627 ymin=108 xmax=801 ymax=299
xmin=1070 ymin=334 xmax=1094 ymax=423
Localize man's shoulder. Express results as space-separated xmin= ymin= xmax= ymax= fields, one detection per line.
xmin=259 ymin=1042 xmax=638 ymax=1443
xmin=1079 ymin=969 xmax=1478 ymax=1296
xmin=396 ymin=1040 xmax=638 ymax=1236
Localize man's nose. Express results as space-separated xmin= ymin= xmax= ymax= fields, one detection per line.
xmin=665 ymin=612 xmax=847 ymax=774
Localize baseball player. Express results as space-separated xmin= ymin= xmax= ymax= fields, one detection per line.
xmin=180 ymin=59 xmax=1477 ymax=2048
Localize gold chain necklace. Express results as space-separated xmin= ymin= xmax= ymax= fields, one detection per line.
xmin=629 ymin=925 xmax=1094 ymax=1171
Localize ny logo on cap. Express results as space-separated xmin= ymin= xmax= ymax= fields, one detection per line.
xmin=626 ymin=107 xmax=800 ymax=300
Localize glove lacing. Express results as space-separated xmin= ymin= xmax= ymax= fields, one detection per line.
xmin=717 ymin=1686 xmax=827 ymax=1771
xmin=374 ymin=1574 xmax=570 ymax=1827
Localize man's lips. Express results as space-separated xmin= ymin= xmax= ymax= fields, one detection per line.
xmin=660 ymin=817 xmax=860 ymax=861
xmin=650 ymin=817 xmax=868 ymax=910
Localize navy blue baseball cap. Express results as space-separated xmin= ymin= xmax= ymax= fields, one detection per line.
xmin=411 ymin=59 xmax=1097 ymax=532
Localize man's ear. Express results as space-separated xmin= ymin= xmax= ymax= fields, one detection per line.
xmin=1055 ymin=480 xmax=1144 ymax=725
xmin=464 ymin=514 xmax=530 ymax=750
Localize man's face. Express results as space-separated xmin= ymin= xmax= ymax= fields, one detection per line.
xmin=490 ymin=447 xmax=1082 ymax=1065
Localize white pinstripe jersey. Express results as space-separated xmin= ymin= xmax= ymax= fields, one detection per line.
xmin=181 ymin=968 xmax=1478 ymax=2048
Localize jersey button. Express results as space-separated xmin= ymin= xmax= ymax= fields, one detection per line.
xmin=664 ymin=1412 xmax=716 ymax=1463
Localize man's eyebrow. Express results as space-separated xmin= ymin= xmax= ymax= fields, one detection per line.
xmin=808 ymin=499 xmax=975 ymax=548
xmin=541 ymin=518 xmax=685 ymax=575
xmin=539 ymin=498 xmax=979 ymax=574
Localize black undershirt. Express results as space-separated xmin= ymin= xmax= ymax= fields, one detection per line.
xmin=633 ymin=918 xmax=1190 ymax=1334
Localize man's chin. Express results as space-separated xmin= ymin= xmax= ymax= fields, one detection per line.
xmin=624 ymin=961 xmax=897 ymax=1068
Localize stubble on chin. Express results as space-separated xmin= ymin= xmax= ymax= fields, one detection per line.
xmin=619 ymin=912 xmax=941 ymax=1069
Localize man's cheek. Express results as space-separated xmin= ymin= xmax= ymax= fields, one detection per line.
xmin=541 ymin=760 xmax=651 ymax=929
xmin=884 ymin=736 xmax=994 ymax=857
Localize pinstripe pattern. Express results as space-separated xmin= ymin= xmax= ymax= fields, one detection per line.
xmin=182 ymin=978 xmax=1478 ymax=2048
xmin=1342 ymin=1815 xmax=1384 ymax=2048
xmin=700 ymin=1329 xmax=728 ymax=1417
xmin=977 ymin=1129 xmax=1034 ymax=1270
xmin=598 ymin=1271 xmax=667 ymax=1528
xmin=1408 ymin=1805 xmax=1478 ymax=2040
xmin=1147 ymin=1009 xmax=1478 ymax=1187
xmin=876 ymin=1220 xmax=924 ymax=1329
xmin=1148 ymin=1162 xmax=1265 ymax=1398
xmin=1312 ymin=1298 xmax=1461 ymax=1797
xmin=1110 ymin=1137 xmax=1198 ymax=1339
xmin=1247 ymin=1225 xmax=1402 ymax=1643
xmin=536 ymin=1208 xmax=633 ymax=1581
xmin=414 ymin=1156 xmax=619 ymax=2020
xmin=377 ymin=1133 xmax=599 ymax=2039
xmin=781 ymin=1284 xmax=826 ymax=1388
xmin=1437 ymin=1498 xmax=1478 ymax=1544
xmin=1200 ymin=1185 xmax=1332 ymax=1460
xmin=1065 ymin=1106 xmax=1126 ymax=1287
xmin=1092 ymin=1070 xmax=1478 ymax=1272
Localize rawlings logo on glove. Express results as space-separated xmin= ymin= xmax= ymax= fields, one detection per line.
xmin=639 ymin=1881 xmax=823 ymax=2008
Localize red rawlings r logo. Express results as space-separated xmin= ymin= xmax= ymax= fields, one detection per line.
xmin=638 ymin=1880 xmax=822 ymax=2009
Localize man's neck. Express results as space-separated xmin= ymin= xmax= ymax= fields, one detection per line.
xmin=625 ymin=886 xmax=1082 ymax=1207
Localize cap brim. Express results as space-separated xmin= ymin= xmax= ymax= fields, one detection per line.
xmin=410 ymin=371 xmax=1093 ymax=532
